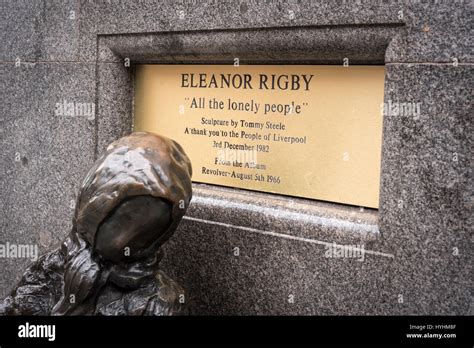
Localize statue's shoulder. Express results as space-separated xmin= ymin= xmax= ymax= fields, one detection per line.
xmin=0 ymin=247 xmax=65 ymax=315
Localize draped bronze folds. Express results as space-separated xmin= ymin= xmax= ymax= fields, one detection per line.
xmin=1 ymin=132 xmax=192 ymax=316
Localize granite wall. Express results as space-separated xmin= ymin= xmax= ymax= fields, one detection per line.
xmin=1 ymin=0 xmax=472 ymax=315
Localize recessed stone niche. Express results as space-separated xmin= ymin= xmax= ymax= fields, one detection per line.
xmin=94 ymin=25 xmax=406 ymax=314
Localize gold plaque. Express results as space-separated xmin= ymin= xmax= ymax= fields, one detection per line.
xmin=134 ymin=65 xmax=384 ymax=208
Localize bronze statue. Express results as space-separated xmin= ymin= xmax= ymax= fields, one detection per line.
xmin=0 ymin=132 xmax=192 ymax=315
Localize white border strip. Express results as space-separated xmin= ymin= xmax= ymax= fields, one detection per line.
xmin=183 ymin=216 xmax=394 ymax=259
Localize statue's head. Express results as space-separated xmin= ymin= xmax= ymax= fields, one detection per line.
xmin=75 ymin=131 xmax=192 ymax=262
xmin=52 ymin=132 xmax=192 ymax=314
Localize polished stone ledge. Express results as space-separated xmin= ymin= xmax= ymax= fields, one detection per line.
xmin=186 ymin=183 xmax=381 ymax=248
